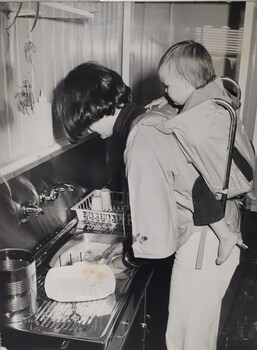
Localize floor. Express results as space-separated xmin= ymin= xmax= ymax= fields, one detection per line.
xmin=218 ymin=209 xmax=257 ymax=350
xmin=240 ymin=209 xmax=257 ymax=260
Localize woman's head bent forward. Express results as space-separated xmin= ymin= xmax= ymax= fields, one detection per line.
xmin=54 ymin=61 xmax=131 ymax=143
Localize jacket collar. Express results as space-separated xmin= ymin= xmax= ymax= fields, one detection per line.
xmin=182 ymin=77 xmax=232 ymax=112
xmin=113 ymin=103 xmax=146 ymax=140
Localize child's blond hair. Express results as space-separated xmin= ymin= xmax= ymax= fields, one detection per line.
xmin=159 ymin=40 xmax=216 ymax=89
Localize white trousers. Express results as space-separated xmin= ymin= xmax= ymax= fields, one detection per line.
xmin=166 ymin=228 xmax=240 ymax=350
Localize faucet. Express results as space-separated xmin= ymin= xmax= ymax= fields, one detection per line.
xmin=19 ymin=201 xmax=44 ymax=222
xmin=39 ymin=183 xmax=74 ymax=205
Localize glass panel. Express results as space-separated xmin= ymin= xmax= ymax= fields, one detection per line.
xmin=130 ymin=2 xmax=245 ymax=105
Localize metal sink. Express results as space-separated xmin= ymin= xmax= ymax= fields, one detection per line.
xmin=48 ymin=232 xmax=125 ymax=268
xmin=10 ymin=230 xmax=134 ymax=342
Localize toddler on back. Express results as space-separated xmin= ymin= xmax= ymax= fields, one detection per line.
xmin=148 ymin=40 xmax=254 ymax=265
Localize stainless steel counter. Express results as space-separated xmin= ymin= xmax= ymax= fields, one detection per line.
xmin=1 ymin=220 xmax=154 ymax=350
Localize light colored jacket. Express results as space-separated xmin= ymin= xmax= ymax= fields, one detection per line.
xmin=157 ymin=78 xmax=255 ymax=200
xmin=125 ymin=105 xmax=198 ymax=258
xmin=125 ymin=80 xmax=255 ymax=259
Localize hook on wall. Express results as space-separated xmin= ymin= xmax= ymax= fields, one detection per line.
xmin=5 ymin=2 xmax=40 ymax=32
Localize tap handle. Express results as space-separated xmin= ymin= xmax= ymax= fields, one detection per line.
xmin=39 ymin=192 xmax=51 ymax=205
xmin=64 ymin=183 xmax=75 ymax=192
xmin=39 ymin=183 xmax=75 ymax=204
xmin=57 ymin=183 xmax=74 ymax=193
xmin=20 ymin=201 xmax=44 ymax=220
xmin=50 ymin=183 xmax=74 ymax=200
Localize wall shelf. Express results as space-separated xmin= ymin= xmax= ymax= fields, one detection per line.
xmin=40 ymin=2 xmax=94 ymax=19
xmin=0 ymin=134 xmax=95 ymax=185
xmin=3 ymin=2 xmax=94 ymax=20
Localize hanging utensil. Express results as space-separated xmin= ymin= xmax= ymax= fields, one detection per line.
xmin=31 ymin=2 xmax=39 ymax=32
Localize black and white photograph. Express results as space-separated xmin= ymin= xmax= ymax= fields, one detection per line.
xmin=0 ymin=1 xmax=257 ymax=349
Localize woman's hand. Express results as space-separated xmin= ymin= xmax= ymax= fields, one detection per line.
xmin=100 ymin=242 xmax=124 ymax=263
xmin=145 ymin=96 xmax=168 ymax=110
xmin=100 ymin=242 xmax=129 ymax=275
xmin=107 ymin=255 xmax=128 ymax=275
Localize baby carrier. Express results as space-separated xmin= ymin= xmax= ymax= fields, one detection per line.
xmin=195 ymin=78 xmax=255 ymax=268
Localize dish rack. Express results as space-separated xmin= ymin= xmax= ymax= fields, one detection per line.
xmin=71 ymin=190 xmax=131 ymax=227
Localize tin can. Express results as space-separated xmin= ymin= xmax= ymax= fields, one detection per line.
xmin=0 ymin=248 xmax=37 ymax=324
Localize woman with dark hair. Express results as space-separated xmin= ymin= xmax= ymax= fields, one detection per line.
xmin=54 ymin=45 xmax=255 ymax=350
xmin=54 ymin=61 xmax=144 ymax=143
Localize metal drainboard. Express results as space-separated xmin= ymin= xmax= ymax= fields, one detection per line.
xmin=15 ymin=222 xmax=134 ymax=340
xmin=28 ymin=271 xmax=122 ymax=338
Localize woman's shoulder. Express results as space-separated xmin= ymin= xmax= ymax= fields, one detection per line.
xmin=133 ymin=104 xmax=177 ymax=127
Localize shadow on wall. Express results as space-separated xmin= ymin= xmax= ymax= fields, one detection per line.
xmin=0 ymin=101 xmax=15 ymax=129
xmin=132 ymin=71 xmax=164 ymax=106
xmin=0 ymin=179 xmax=20 ymax=245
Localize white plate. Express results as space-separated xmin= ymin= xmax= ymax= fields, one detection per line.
xmin=45 ymin=263 xmax=116 ymax=302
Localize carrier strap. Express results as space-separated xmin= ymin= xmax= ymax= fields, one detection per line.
xmin=195 ymin=226 xmax=208 ymax=270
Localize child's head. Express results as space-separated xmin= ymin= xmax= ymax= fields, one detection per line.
xmin=158 ymin=40 xmax=216 ymax=106
xmin=53 ymin=62 xmax=131 ymax=143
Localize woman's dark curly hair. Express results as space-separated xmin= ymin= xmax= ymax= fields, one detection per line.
xmin=53 ymin=62 xmax=131 ymax=143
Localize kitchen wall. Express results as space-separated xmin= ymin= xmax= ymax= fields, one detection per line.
xmin=0 ymin=1 xmax=255 ymax=251
xmin=0 ymin=2 xmax=124 ymax=167
xmin=0 ymin=134 xmax=113 ymax=251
